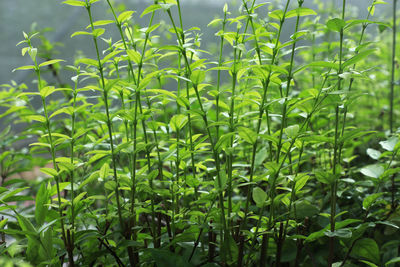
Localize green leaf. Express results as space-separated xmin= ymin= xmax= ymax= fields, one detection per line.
xmin=1 ymin=187 xmax=29 ymax=202
xmin=160 ymin=3 xmax=174 ymax=11
xmin=315 ymin=171 xmax=337 ymax=185
xmin=146 ymin=23 xmax=160 ymax=34
xmin=35 ymin=183 xmax=49 ymax=226
xmin=238 ymin=127 xmax=257 ymax=144
xmin=12 ymin=65 xmax=36 ymax=72
xmin=25 ymin=115 xmax=46 ymax=123
xmin=223 ymin=3 xmax=228 ymax=13
xmin=141 ymin=4 xmax=161 ymax=17
xmin=29 ymin=142 xmax=51 ymax=148
xmin=294 ymin=174 xmax=309 ymax=192
xmin=306 ymin=219 xmax=361 ymax=242
xmin=127 ymin=49 xmax=141 ymax=64
xmin=368 ymin=5 xmax=375 ymax=16
xmin=342 ymin=49 xmax=375 ymax=69
xmin=286 ymin=7 xmax=317 ymax=19
xmin=207 ymin=18 xmax=223 ymax=27
xmin=291 ymin=30 xmax=308 ymax=40
xmin=78 ymin=58 xmax=99 ymax=67
xmin=170 ymin=114 xmax=188 ymax=132
xmin=326 ymin=18 xmax=346 ymax=32
xmin=366 ymin=148 xmax=381 ymax=160
xmin=87 ymin=19 xmax=114 ymax=28
xmin=104 ymin=79 xmax=120 ymax=92
xmin=269 ymin=10 xmax=284 ymax=20
xmin=360 ymin=260 xmax=378 ymax=267
xmin=40 ymin=228 xmax=53 ymax=261
xmin=252 ymin=187 xmax=267 ymax=206
xmin=49 ymin=182 xmax=70 ymax=196
xmin=39 ymin=59 xmax=65 ymax=68
xmin=350 ymin=238 xmax=380 ymax=264
xmin=150 ymin=249 xmax=192 ymax=267
xmin=28 ymin=47 xmax=37 ymax=62
xmin=214 ymin=171 xmax=227 ymax=191
xmin=379 ymin=137 xmax=398 ymax=151
xmin=190 ymin=59 xmax=207 ymax=70
xmin=190 ymin=69 xmax=206 ymax=85
xmin=79 ymin=171 xmax=99 ymax=189
xmin=92 ymin=28 xmax=105 ymax=38
xmin=50 ymin=107 xmax=73 ymax=119
xmin=62 ymin=0 xmax=86 ymax=7
xmin=360 ymin=164 xmax=384 ymax=179
xmin=16 ymin=213 xmax=37 ymax=235
xmin=99 ymin=163 xmax=110 ymax=180
xmin=40 ymin=168 xmax=58 ymax=177
xmin=0 ymin=218 xmax=8 ymax=229
xmin=40 ymin=86 xmax=56 ymax=98
xmin=284 ymin=124 xmax=299 ymax=139
xmin=215 ymin=133 xmax=235 ymax=152
xmin=294 ymin=200 xmax=319 ymax=219
xmin=73 ymin=192 xmax=87 ymax=206
xmin=294 ymin=61 xmax=339 ymax=74
xmin=118 ymin=11 xmax=135 ymax=24
xmin=386 ymin=257 xmax=400 ymax=266
xmin=363 ymin=193 xmax=383 ymax=210
xmin=0 ymin=106 xmax=26 ymax=119
xmin=71 ymin=31 xmax=92 ymax=38
xmin=44 ymin=132 xmax=71 ymax=140
xmin=324 ymin=228 xmax=352 ymax=238
xmin=146 ymin=89 xmax=176 ymax=99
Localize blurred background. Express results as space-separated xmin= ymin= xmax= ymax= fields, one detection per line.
xmin=0 ymin=0 xmax=393 ymax=86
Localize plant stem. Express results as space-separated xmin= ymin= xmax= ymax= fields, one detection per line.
xmin=105 ymin=4 xmax=140 ymax=261
xmin=174 ymin=0 xmax=199 ymax=204
xmin=328 ymin=0 xmax=346 ymax=265
xmin=227 ymin=28 xmax=240 ymax=231
xmin=107 ymin=0 xmax=164 ymax=252
xmin=241 ymin=0 xmax=291 ymax=232
xmin=164 ymin=1 xmax=230 ymax=261
xmin=85 ymin=0 xmax=124 ymax=256
xmin=29 ymin=47 xmax=73 ymax=265
xmin=272 ymin=1 xmax=303 ymax=263
xmin=338 ymin=0 xmax=375 ymax=164
xmin=390 ymin=0 xmax=398 ymax=133
xmin=69 ymin=67 xmax=80 ymax=256
xmin=276 ymin=0 xmax=303 ymax=163
xmin=215 ymin=7 xmax=228 ymax=141
xmin=245 ymin=69 xmax=335 ymax=266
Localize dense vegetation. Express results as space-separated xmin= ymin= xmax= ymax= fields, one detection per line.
xmin=0 ymin=0 xmax=399 ymax=266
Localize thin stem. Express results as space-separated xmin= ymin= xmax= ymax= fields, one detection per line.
xmin=215 ymin=7 xmax=228 ymax=141
xmin=30 ymin=48 xmax=73 ymax=265
xmin=104 ymin=5 xmax=140 ymax=259
xmin=276 ymin=0 xmax=303 ymax=163
xmin=328 ymin=0 xmax=346 ymax=265
xmin=390 ymin=0 xmax=398 ymax=133
xmin=69 ymin=67 xmax=80 ymax=253
xmin=338 ymin=0 xmax=375 ymax=163
xmin=245 ymin=69 xmax=335 ymax=266
xmin=227 ymin=29 xmax=239 ymax=231
xmin=85 ymin=0 xmax=124 ymax=251
xmin=241 ymin=0 xmax=292 ymax=233
xmin=164 ymin=0 xmax=231 ymax=257
xmin=272 ymin=2 xmax=304 ymax=265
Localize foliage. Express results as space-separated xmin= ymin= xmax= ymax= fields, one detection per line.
xmin=0 ymin=0 xmax=399 ymax=266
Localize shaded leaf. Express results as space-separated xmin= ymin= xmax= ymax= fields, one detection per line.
xmin=351 ymin=238 xmax=380 ymax=264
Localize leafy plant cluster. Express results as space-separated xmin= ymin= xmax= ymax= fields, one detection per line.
xmin=0 ymin=0 xmax=399 ymax=266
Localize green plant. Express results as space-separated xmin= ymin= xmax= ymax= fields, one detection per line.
xmin=0 ymin=0 xmax=399 ymax=266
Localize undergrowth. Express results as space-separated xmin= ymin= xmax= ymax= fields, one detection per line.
xmin=0 ymin=0 xmax=399 ymax=266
